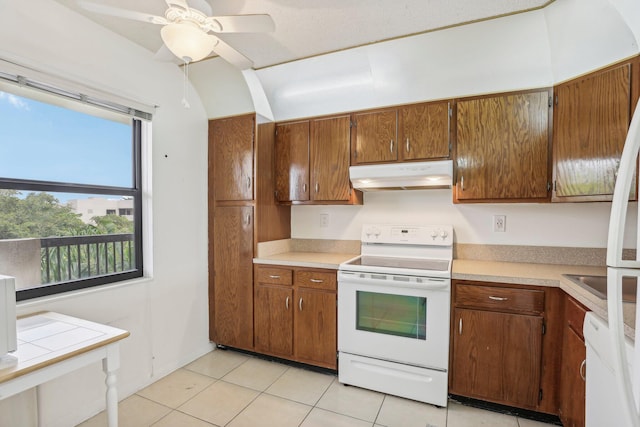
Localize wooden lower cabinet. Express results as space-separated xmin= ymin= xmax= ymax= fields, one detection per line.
xmin=254 ymin=284 xmax=293 ymax=357
xmin=294 ymin=287 xmax=337 ymax=367
xmin=451 ymin=308 xmax=543 ymax=408
xmin=558 ymin=296 xmax=587 ymax=427
xmin=254 ymin=265 xmax=337 ymax=369
xmin=450 ymin=281 xmax=562 ymax=414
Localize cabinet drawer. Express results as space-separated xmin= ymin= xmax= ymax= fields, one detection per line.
xmin=455 ymin=283 xmax=545 ymax=315
xmin=256 ymin=267 xmax=293 ymax=285
xmin=566 ymin=295 xmax=588 ymax=339
xmin=294 ymin=270 xmax=336 ymax=290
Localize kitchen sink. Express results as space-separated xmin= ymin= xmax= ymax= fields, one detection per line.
xmin=562 ymin=274 xmax=637 ymax=303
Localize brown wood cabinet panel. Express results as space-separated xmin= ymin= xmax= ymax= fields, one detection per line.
xmin=310 ymin=115 xmax=352 ymax=201
xmin=255 ymin=122 xmax=291 ymax=243
xmin=553 ymin=62 xmax=636 ymax=201
xmin=451 ymin=308 xmax=543 ymax=409
xmin=558 ymin=320 xmax=586 ymax=427
xmin=211 ymin=206 xmax=254 ymax=350
xmin=275 ymin=121 xmax=310 ymax=202
xmin=565 ymin=295 xmax=588 ymax=340
xmin=210 ymin=115 xmax=255 ymax=202
xmin=455 ymin=283 xmax=544 ymax=315
xmin=254 ymin=283 xmax=293 ymax=357
xmin=558 ymin=295 xmax=587 ymax=427
xmin=256 ymin=267 xmax=293 ymax=286
xmin=399 ymin=102 xmax=450 ymax=161
xmin=294 ymin=269 xmax=336 ymax=291
xmin=352 ymin=109 xmax=398 ymax=164
xmin=455 ymin=90 xmax=551 ymax=202
xmin=294 ymin=287 xmax=337 ymax=369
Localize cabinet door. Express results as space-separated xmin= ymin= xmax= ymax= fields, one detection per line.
xmin=553 ymin=63 xmax=635 ymax=201
xmin=558 ymin=325 xmax=586 ymax=427
xmin=210 ymin=115 xmax=254 ymax=201
xmin=310 ymin=115 xmax=352 ymax=201
xmin=211 ymin=206 xmax=254 ymax=350
xmin=275 ymin=121 xmax=310 ymax=202
xmin=456 ymin=91 xmax=551 ymax=201
xmin=451 ymin=308 xmax=543 ymax=409
xmin=254 ymin=283 xmax=293 ymax=357
xmin=352 ymin=109 xmax=398 ymax=164
xmin=399 ymin=102 xmax=450 ymax=161
xmin=294 ymin=287 xmax=337 ymax=369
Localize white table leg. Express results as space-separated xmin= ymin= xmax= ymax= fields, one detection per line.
xmin=102 ymin=345 xmax=120 ymax=427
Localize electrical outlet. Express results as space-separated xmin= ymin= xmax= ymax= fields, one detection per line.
xmin=493 ymin=215 xmax=506 ymax=232
xmin=320 ymin=213 xmax=329 ymax=228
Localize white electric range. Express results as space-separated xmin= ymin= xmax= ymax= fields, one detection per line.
xmin=337 ymin=223 xmax=453 ymax=407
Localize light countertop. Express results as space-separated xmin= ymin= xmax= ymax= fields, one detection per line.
xmin=253 ymin=252 xmax=358 ymax=270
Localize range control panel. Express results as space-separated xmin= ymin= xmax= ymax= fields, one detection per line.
xmin=361 ymin=224 xmax=453 ymax=246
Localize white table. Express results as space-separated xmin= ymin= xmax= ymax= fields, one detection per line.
xmin=0 ymin=311 xmax=130 ymax=427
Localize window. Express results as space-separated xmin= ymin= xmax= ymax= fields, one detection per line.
xmin=0 ymin=82 xmax=146 ymax=301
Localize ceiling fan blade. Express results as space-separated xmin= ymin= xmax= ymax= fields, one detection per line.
xmin=165 ymin=0 xmax=189 ymax=10
xmin=78 ymin=1 xmax=167 ymax=25
xmin=206 ymin=15 xmax=275 ymax=33
xmin=210 ymin=36 xmax=254 ymax=69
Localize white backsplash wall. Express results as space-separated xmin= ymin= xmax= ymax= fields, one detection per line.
xmin=291 ymin=190 xmax=637 ymax=248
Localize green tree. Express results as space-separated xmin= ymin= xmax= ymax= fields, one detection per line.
xmin=0 ymin=190 xmax=91 ymax=239
xmin=92 ymin=214 xmax=134 ymax=234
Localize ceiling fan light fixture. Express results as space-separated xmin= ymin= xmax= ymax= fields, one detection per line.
xmin=160 ymin=22 xmax=213 ymax=62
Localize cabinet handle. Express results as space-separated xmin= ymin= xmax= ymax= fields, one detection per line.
xmin=299 ymin=297 xmax=303 ymax=311
xmin=390 ymin=139 xmax=394 ymax=153
xmin=269 ymin=275 xmax=280 ymax=279
xmin=303 ymin=183 xmax=307 ymax=193
xmin=488 ymin=296 xmax=508 ymax=301
xmin=286 ymin=296 xmax=290 ymax=310
xmin=245 ymin=214 xmax=251 ymax=225
xmin=310 ymin=278 xmax=323 ymax=283
xmin=461 ymin=176 xmax=464 ymax=191
xmin=406 ymin=138 xmax=410 ymax=153
xmin=580 ymin=359 xmax=586 ymax=381
xmin=459 ymin=318 xmax=463 ymax=335
xmin=247 ymin=176 xmax=251 ymax=189
xmin=315 ymin=183 xmax=319 ymax=193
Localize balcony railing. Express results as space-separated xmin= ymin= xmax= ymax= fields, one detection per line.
xmin=40 ymin=234 xmax=135 ymax=284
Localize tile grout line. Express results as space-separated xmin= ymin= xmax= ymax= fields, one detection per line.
xmin=221 ymin=362 xmax=294 ymax=426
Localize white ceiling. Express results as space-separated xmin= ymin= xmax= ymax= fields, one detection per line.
xmin=54 ymin=0 xmax=550 ymax=69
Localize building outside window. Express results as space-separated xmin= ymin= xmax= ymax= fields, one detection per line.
xmin=0 ymin=76 xmax=148 ymax=300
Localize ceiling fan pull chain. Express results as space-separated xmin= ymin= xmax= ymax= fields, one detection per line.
xmin=181 ymin=60 xmax=191 ymax=109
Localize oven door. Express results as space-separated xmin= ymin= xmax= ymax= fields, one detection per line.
xmin=338 ymin=270 xmax=450 ymax=370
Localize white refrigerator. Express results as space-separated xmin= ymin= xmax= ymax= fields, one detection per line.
xmin=585 ymin=99 xmax=640 ymax=426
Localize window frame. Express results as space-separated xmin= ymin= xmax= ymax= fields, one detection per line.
xmin=0 ymin=118 xmax=144 ymax=301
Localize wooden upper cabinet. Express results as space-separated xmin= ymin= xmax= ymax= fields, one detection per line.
xmin=310 ymin=115 xmax=353 ymax=201
xmin=553 ymin=60 xmax=639 ymax=201
xmin=210 ymin=114 xmax=255 ymax=201
xmin=455 ymin=90 xmax=552 ymax=202
xmin=351 ymin=101 xmax=451 ymax=164
xmin=399 ymin=101 xmax=451 ymax=161
xmin=275 ymin=121 xmax=310 ymax=202
xmin=351 ymin=108 xmax=398 ymax=164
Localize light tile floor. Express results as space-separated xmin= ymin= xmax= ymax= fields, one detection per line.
xmin=78 ymin=349 xmax=559 ymax=427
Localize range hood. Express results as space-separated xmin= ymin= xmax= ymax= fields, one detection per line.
xmin=349 ymin=160 xmax=453 ymax=191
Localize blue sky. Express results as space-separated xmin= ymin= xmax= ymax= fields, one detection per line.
xmin=0 ymin=90 xmax=132 ymax=198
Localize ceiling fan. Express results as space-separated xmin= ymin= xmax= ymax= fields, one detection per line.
xmin=78 ymin=0 xmax=275 ymax=69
